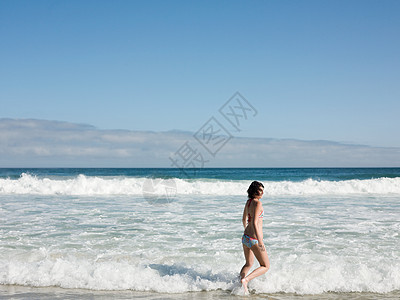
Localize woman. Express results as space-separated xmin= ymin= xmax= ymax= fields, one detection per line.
xmin=240 ymin=181 xmax=270 ymax=293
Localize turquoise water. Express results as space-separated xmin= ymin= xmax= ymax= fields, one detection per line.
xmin=0 ymin=168 xmax=399 ymax=297
xmin=1 ymin=167 xmax=400 ymax=181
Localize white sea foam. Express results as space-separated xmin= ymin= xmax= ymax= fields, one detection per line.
xmin=1 ymin=173 xmax=400 ymax=196
xmin=1 ymin=182 xmax=399 ymax=294
xmin=1 ymin=250 xmax=231 ymax=293
xmin=1 ymin=249 xmax=399 ymax=294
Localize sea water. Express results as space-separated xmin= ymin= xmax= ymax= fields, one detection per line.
xmin=0 ymin=168 xmax=399 ymax=298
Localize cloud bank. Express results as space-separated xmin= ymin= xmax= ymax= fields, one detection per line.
xmin=0 ymin=118 xmax=399 ymax=167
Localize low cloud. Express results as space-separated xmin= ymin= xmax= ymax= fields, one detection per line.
xmin=0 ymin=118 xmax=399 ymax=167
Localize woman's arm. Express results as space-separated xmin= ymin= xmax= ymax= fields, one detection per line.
xmin=242 ymin=202 xmax=248 ymax=228
xmin=251 ymin=202 xmax=265 ymax=250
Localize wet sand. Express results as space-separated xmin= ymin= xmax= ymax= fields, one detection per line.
xmin=1 ymin=285 xmax=399 ymax=300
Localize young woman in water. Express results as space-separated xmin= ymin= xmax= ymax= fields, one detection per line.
xmin=240 ymin=181 xmax=270 ymax=293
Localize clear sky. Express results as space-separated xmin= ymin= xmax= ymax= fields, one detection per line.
xmin=1 ymin=0 xmax=400 ymax=148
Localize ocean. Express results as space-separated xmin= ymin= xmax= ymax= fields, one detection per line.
xmin=0 ymin=168 xmax=399 ymax=299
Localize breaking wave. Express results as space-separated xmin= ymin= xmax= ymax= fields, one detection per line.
xmin=0 ymin=173 xmax=400 ymax=196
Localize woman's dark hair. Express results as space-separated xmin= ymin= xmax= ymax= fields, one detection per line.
xmin=247 ymin=181 xmax=264 ymax=199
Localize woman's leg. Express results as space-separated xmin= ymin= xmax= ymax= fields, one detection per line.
xmin=240 ymin=244 xmax=254 ymax=280
xmin=244 ymin=244 xmax=270 ymax=282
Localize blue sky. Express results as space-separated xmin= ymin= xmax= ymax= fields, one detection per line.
xmin=1 ymin=0 xmax=400 ymax=167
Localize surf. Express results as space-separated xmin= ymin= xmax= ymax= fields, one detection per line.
xmin=1 ymin=173 xmax=400 ymax=196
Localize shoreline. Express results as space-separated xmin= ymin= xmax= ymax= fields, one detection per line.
xmin=1 ymin=285 xmax=399 ymax=300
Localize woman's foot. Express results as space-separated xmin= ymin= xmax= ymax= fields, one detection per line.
xmin=241 ymin=277 xmax=249 ymax=294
